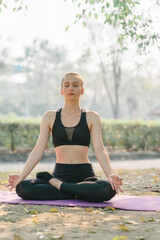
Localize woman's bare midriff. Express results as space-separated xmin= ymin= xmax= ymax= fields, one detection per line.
xmin=55 ymin=145 xmax=90 ymax=164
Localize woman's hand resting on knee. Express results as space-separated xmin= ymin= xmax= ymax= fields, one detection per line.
xmin=5 ymin=174 xmax=24 ymax=191
xmin=108 ymin=174 xmax=123 ymax=194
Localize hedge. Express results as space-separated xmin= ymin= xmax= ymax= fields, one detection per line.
xmin=101 ymin=119 xmax=160 ymax=151
xmin=0 ymin=116 xmax=160 ymax=151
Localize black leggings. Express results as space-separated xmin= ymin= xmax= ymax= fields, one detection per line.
xmin=16 ymin=163 xmax=116 ymax=202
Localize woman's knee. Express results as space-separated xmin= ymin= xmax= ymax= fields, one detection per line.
xmin=16 ymin=180 xmax=32 ymax=200
xmin=96 ymin=180 xmax=116 ymax=201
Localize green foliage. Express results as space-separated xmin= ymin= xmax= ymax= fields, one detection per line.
xmin=0 ymin=116 xmax=160 ymax=151
xmin=65 ymin=0 xmax=160 ymax=53
xmin=0 ymin=116 xmax=41 ymax=151
xmin=94 ymin=13 xmax=98 ymax=19
xmin=0 ymin=116 xmax=54 ymax=151
xmin=101 ymin=119 xmax=160 ymax=151
xmin=83 ymin=21 xmax=87 ymax=27
xmin=0 ymin=0 xmax=28 ymax=13
xmin=65 ymin=25 xmax=70 ymax=31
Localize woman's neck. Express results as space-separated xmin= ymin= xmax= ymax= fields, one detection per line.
xmin=62 ymin=103 xmax=82 ymax=114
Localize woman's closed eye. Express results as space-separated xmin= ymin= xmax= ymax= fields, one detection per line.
xmin=65 ymin=85 xmax=79 ymax=87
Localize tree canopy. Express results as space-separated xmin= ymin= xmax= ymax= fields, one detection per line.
xmin=64 ymin=0 xmax=160 ymax=53
xmin=1 ymin=0 xmax=159 ymax=53
xmin=0 ymin=0 xmax=28 ymax=13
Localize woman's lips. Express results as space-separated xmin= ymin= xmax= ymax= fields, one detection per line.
xmin=68 ymin=93 xmax=75 ymax=95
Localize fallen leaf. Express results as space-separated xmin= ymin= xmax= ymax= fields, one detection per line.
xmin=62 ymin=223 xmax=71 ymax=226
xmin=104 ymin=207 xmax=116 ymax=211
xmin=92 ymin=220 xmax=98 ymax=223
xmin=88 ymin=229 xmax=96 ymax=233
xmin=2 ymin=180 xmax=8 ymax=185
xmin=119 ymin=224 xmax=130 ymax=232
xmin=112 ymin=235 xmax=128 ymax=240
xmin=36 ymin=232 xmax=44 ymax=239
xmin=140 ymin=216 xmax=148 ymax=222
xmin=92 ymin=219 xmax=98 ymax=226
xmin=38 ymin=235 xmax=44 ymax=239
xmin=50 ymin=208 xmax=59 ymax=213
xmin=94 ymin=210 xmax=104 ymax=214
xmin=24 ymin=208 xmax=30 ymax=213
xmin=151 ymin=189 xmax=160 ymax=192
xmin=155 ymin=218 xmax=160 ymax=222
xmin=29 ymin=210 xmax=38 ymax=215
xmin=84 ymin=208 xmax=93 ymax=212
xmin=98 ymin=207 xmax=103 ymax=210
xmin=124 ymin=220 xmax=139 ymax=225
xmin=48 ymin=234 xmax=64 ymax=239
xmin=135 ymin=236 xmax=147 ymax=240
xmin=33 ymin=218 xmax=38 ymax=223
xmin=120 ymin=216 xmax=130 ymax=220
xmin=80 ymin=221 xmax=89 ymax=225
xmin=13 ymin=234 xmax=24 ymax=240
xmin=24 ymin=207 xmax=39 ymax=215
xmin=147 ymin=218 xmax=154 ymax=222
xmin=78 ymin=222 xmax=83 ymax=225
xmin=131 ymin=186 xmax=138 ymax=190
xmin=0 ymin=225 xmax=7 ymax=228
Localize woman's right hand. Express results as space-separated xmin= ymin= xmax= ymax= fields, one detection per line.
xmin=5 ymin=174 xmax=23 ymax=191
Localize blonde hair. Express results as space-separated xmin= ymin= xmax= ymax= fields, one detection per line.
xmin=61 ymin=72 xmax=84 ymax=89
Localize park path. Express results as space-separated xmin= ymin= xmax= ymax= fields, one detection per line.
xmin=0 ymin=158 xmax=160 ymax=172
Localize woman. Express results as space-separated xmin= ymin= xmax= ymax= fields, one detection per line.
xmin=6 ymin=72 xmax=123 ymax=202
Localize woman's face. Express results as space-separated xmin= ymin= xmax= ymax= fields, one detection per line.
xmin=61 ymin=75 xmax=84 ymax=99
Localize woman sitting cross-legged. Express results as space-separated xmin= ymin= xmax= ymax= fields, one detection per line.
xmin=6 ymin=72 xmax=123 ymax=202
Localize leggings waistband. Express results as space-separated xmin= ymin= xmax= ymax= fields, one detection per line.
xmin=52 ymin=162 xmax=96 ymax=183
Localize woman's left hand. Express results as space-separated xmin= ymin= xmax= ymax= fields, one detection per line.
xmin=108 ymin=174 xmax=123 ymax=194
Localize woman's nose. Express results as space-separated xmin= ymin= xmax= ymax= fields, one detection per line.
xmin=69 ymin=86 xmax=73 ymax=90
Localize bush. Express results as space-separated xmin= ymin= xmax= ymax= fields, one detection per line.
xmin=0 ymin=116 xmax=160 ymax=152
xmin=101 ymin=119 xmax=160 ymax=151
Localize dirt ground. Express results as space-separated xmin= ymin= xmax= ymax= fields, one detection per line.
xmin=0 ymin=168 xmax=160 ymax=240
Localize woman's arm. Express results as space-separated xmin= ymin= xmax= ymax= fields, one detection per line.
xmin=6 ymin=111 xmax=51 ymax=190
xmin=19 ymin=111 xmax=51 ymax=179
xmin=90 ymin=112 xmax=113 ymax=177
xmin=90 ymin=111 xmax=123 ymax=193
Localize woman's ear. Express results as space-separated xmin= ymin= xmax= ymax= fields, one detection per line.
xmin=61 ymin=88 xmax=64 ymax=95
xmin=81 ymin=88 xmax=84 ymax=95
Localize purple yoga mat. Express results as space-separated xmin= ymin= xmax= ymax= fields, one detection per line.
xmin=0 ymin=191 xmax=160 ymax=211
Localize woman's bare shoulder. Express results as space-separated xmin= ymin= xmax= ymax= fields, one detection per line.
xmin=85 ymin=110 xmax=101 ymax=124
xmin=41 ymin=110 xmax=57 ymax=126
xmin=42 ymin=110 xmax=57 ymax=119
xmin=41 ymin=110 xmax=58 ymax=131
xmin=44 ymin=110 xmax=57 ymax=115
xmin=86 ymin=109 xmax=100 ymax=117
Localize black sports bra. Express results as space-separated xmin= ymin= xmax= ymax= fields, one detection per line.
xmin=52 ymin=108 xmax=90 ymax=148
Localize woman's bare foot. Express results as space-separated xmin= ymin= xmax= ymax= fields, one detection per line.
xmin=49 ymin=178 xmax=63 ymax=190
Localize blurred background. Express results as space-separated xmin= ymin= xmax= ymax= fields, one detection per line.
xmin=0 ymin=0 xmax=159 ymax=120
